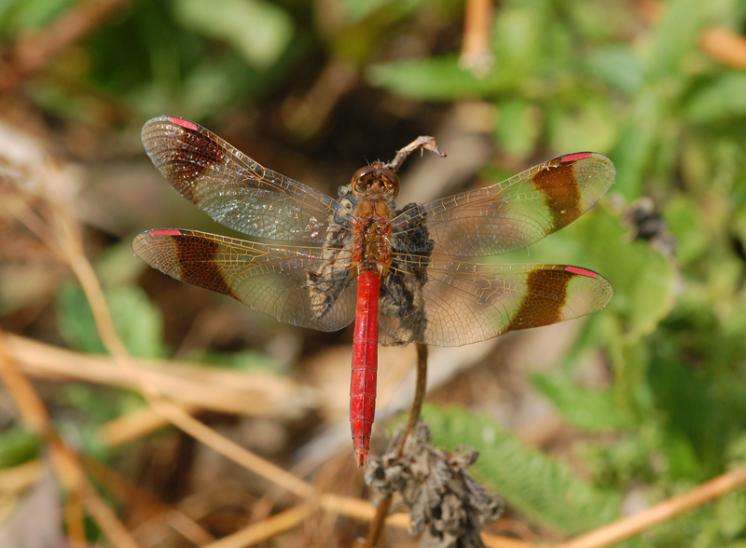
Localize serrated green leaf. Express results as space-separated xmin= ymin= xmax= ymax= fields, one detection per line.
xmin=172 ymin=0 xmax=293 ymax=67
xmin=56 ymin=283 xmax=165 ymax=359
xmin=367 ymin=55 xmax=506 ymax=100
xmin=422 ymin=404 xmax=620 ymax=534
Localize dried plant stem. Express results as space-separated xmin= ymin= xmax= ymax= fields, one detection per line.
xmin=558 ymin=464 xmax=746 ymax=548
xmin=386 ymin=137 xmax=445 ymax=173
xmin=699 ymin=27 xmax=746 ymax=69
xmin=365 ymin=343 xmax=429 ymax=547
xmin=0 ymin=460 xmax=43 ymax=494
xmin=63 ymin=491 xmax=86 ymax=548
xmin=203 ymin=504 xmax=314 ymax=548
xmin=460 ymin=0 xmax=493 ymax=73
xmin=6 ymin=332 xmax=306 ymax=417
xmin=0 ymin=336 xmax=139 ymax=548
xmin=82 ymin=455 xmax=215 ymax=546
xmin=398 ymin=344 xmax=429 ymax=455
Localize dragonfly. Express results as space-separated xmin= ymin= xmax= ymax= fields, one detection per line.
xmin=133 ymin=116 xmax=615 ymax=467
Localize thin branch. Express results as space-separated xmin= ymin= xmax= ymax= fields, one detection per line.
xmin=150 ymin=400 xmax=314 ymax=499
xmin=386 ymin=137 xmax=445 ymax=173
xmin=63 ymin=492 xmax=86 ymax=548
xmin=5 ymin=332 xmax=311 ymax=418
xmin=0 ymin=335 xmax=139 ymax=548
xmin=203 ymin=504 xmax=313 ymax=548
xmin=82 ymin=455 xmax=215 ymax=546
xmin=365 ymin=343 xmax=429 ymax=547
xmin=558 ymin=465 xmax=746 ymax=548
xmin=460 ymin=0 xmax=494 ymax=75
xmin=397 ymin=344 xmax=429 ymax=455
xmin=699 ymin=27 xmax=746 ymax=69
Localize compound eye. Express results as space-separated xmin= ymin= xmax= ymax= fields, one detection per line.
xmin=383 ymin=178 xmax=399 ymax=196
xmin=353 ymin=179 xmax=368 ymax=193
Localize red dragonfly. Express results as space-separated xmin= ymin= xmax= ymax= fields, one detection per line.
xmin=133 ymin=116 xmax=614 ymax=466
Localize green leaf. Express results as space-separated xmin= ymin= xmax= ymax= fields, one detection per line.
xmin=685 ymin=73 xmax=746 ymax=123
xmin=56 ymin=283 xmax=165 ymax=359
xmin=95 ymin=240 xmax=149 ymax=288
xmin=645 ymin=0 xmax=707 ymax=80
xmin=663 ymin=194 xmax=709 ymax=266
xmin=585 ymin=46 xmax=643 ymax=94
xmin=367 ymin=55 xmax=506 ymax=100
xmin=342 ymin=0 xmax=421 ymax=22
xmin=495 ymin=99 xmax=540 ymax=160
xmin=0 ymin=428 xmax=41 ymax=468
xmin=0 ymin=0 xmax=74 ymax=34
xmin=610 ymin=93 xmax=663 ymax=199
xmin=171 ymin=0 xmax=293 ymax=67
xmin=422 ymin=405 xmax=620 ymax=534
xmin=533 ymin=372 xmax=633 ymax=432
xmin=546 ymin=100 xmax=617 ymax=153
xmin=491 ymin=4 xmax=546 ymax=80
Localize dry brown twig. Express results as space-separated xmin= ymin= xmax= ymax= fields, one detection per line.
xmin=5 ymin=333 xmax=314 ymax=418
xmin=634 ymin=2 xmax=746 ymax=69
xmin=81 ymin=455 xmax=215 ymax=546
xmin=460 ymin=0 xmax=494 ymax=75
xmin=699 ymin=27 xmax=746 ymax=69
xmin=558 ymin=465 xmax=746 ymax=548
xmin=0 ymin=337 xmax=139 ymax=548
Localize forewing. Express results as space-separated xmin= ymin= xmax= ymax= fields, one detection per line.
xmin=391 ymin=152 xmax=614 ymax=258
xmin=380 ymin=259 xmax=612 ymax=346
xmin=133 ymin=228 xmax=356 ymax=331
xmin=141 ymin=116 xmax=339 ymax=244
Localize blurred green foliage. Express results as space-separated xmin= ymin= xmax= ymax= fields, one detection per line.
xmin=2 ymin=0 xmax=746 ymax=544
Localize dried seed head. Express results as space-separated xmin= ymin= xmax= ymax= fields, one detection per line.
xmin=365 ymin=422 xmax=503 ymax=547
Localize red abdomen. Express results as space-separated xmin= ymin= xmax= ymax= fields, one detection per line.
xmin=350 ymin=270 xmax=381 ymax=467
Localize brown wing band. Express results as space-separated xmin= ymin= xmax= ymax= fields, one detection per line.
xmin=533 ymin=160 xmax=581 ymax=231
xmin=506 ymin=269 xmax=571 ymax=331
xmin=174 ymin=234 xmax=236 ymax=298
xmin=166 ymin=128 xmax=226 ymax=202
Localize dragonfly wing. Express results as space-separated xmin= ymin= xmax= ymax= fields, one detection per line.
xmin=390 ymin=152 xmax=614 ymax=258
xmin=379 ymin=259 xmax=612 ymax=346
xmin=141 ymin=116 xmax=341 ymax=244
xmin=133 ymin=228 xmax=356 ymax=331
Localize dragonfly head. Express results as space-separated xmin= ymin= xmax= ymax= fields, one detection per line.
xmin=350 ymin=161 xmax=399 ymax=199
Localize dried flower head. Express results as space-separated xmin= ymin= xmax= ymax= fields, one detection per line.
xmin=365 ymin=422 xmax=503 ymax=547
